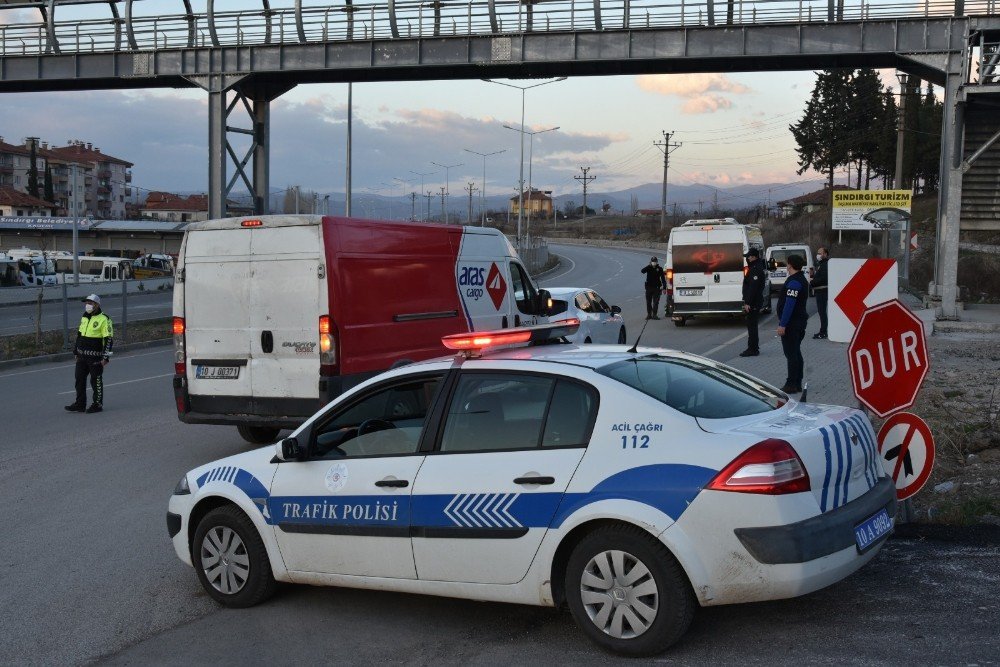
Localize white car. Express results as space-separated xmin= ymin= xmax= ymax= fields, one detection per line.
xmin=547 ymin=287 xmax=626 ymax=344
xmin=167 ymin=322 xmax=895 ymax=656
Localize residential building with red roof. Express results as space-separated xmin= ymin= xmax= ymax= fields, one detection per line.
xmin=776 ymin=184 xmax=856 ymax=218
xmin=0 ymin=185 xmax=57 ymax=217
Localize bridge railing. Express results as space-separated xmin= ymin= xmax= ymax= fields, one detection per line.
xmin=0 ymin=0 xmax=997 ymax=57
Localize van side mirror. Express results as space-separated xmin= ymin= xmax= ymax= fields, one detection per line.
xmin=535 ymin=289 xmax=553 ymax=316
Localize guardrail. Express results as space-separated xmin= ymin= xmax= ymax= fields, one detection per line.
xmin=0 ymin=0 xmax=996 ymax=57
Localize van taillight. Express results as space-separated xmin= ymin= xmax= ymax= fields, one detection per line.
xmin=706 ymin=439 xmax=810 ymax=495
xmin=319 ymin=315 xmax=338 ymax=375
xmin=173 ymin=316 xmax=186 ymax=375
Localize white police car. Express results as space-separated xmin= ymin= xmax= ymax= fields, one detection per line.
xmin=168 ymin=321 xmax=895 ymax=656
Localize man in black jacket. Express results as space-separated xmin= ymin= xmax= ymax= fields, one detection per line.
xmin=739 ymin=247 xmax=766 ymax=357
xmin=777 ymin=255 xmax=810 ymax=393
xmin=812 ymin=246 xmax=830 ymax=339
xmin=641 ymin=257 xmax=667 ymax=320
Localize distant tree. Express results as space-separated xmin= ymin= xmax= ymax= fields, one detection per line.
xmin=914 ymin=85 xmax=942 ymax=192
xmin=43 ymin=164 xmax=54 ymax=203
xmin=790 ymin=70 xmax=854 ymax=188
xmin=630 ymin=193 xmax=639 ymax=216
xmin=27 ymin=141 xmax=40 ymax=198
xmin=562 ymin=200 xmax=577 ymax=218
xmin=871 ymin=90 xmax=899 ymax=188
xmin=848 ymin=69 xmax=888 ymax=189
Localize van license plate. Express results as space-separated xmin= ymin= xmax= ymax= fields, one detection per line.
xmin=196 ymin=366 xmax=241 ymax=380
xmin=678 ymin=289 xmax=703 ymax=296
xmin=853 ymin=508 xmax=893 ymax=553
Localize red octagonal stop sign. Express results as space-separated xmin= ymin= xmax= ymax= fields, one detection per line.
xmin=848 ymin=299 xmax=929 ymax=418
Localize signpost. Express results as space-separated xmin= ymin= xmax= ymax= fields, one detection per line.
xmin=848 ymin=299 xmax=929 ymax=418
xmin=877 ymin=412 xmax=936 ymax=501
xmin=831 ymin=190 xmax=913 ymax=231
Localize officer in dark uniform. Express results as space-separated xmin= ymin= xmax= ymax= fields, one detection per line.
xmin=739 ymin=247 xmax=766 ymax=357
xmin=776 ymin=255 xmax=810 ymax=394
xmin=812 ymin=246 xmax=830 ymax=339
xmin=65 ymin=294 xmax=114 ymax=414
xmin=640 ymin=256 xmax=667 ymax=320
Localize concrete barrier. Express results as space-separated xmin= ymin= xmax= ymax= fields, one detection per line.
xmin=0 ymin=277 xmax=174 ymax=306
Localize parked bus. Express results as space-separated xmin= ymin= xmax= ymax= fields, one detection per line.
xmin=54 ymin=256 xmax=131 ymax=283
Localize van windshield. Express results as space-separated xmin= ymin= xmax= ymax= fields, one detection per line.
xmin=672 ymin=243 xmax=743 ymax=275
xmin=770 ymin=249 xmax=807 ymax=268
xmin=598 ymin=355 xmax=785 ymax=418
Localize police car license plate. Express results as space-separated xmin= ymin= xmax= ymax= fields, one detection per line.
xmin=773 ymin=270 xmax=787 ymax=277
xmin=853 ymin=508 xmax=893 ymax=553
xmin=196 ymin=365 xmax=240 ymax=380
xmin=678 ymin=288 xmax=703 ymax=296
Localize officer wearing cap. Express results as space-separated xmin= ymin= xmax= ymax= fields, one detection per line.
xmin=739 ymin=247 xmax=766 ymax=357
xmin=641 ymin=256 xmax=667 ymax=320
xmin=65 ymin=294 xmax=114 ymax=414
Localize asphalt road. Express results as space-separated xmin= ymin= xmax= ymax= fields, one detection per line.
xmin=0 ymin=290 xmax=174 ymax=336
xmin=2 ymin=244 xmax=997 ymax=666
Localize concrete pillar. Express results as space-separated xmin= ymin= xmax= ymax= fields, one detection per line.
xmin=252 ymin=92 xmax=270 ymax=215
xmin=933 ymin=56 xmax=964 ymax=320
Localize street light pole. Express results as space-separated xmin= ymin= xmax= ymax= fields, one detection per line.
xmin=393 ymin=177 xmax=410 ymax=219
xmin=463 ymin=148 xmax=506 ymax=226
xmin=504 ymin=125 xmax=558 ymax=240
xmin=409 ymin=170 xmax=437 ymax=221
xmin=483 ymin=77 xmax=566 ymax=247
xmin=430 ymin=161 xmax=463 ymax=224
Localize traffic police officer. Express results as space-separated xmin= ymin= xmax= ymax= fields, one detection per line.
xmin=776 ymin=255 xmax=809 ymax=394
xmin=640 ymin=257 xmax=667 ymax=320
xmin=65 ymin=293 xmax=114 ymax=414
xmin=739 ymin=247 xmax=766 ymax=357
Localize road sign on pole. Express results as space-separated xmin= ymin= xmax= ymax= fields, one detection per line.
xmin=877 ymin=412 xmax=935 ymax=501
xmin=848 ymin=299 xmax=929 ymax=418
xmin=828 ymin=258 xmax=898 ymax=342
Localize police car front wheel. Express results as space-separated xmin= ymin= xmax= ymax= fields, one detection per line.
xmin=193 ymin=506 xmax=277 ymax=608
xmin=565 ymin=525 xmax=695 ymax=656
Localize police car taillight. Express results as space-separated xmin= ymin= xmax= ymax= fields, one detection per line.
xmin=441 ymin=319 xmax=580 ymax=353
xmin=173 ymin=316 xmax=186 ymax=375
xmin=706 ymin=439 xmax=810 ymax=495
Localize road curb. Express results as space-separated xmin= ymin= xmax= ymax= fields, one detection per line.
xmin=531 ymin=255 xmax=563 ymax=279
xmin=0 ymin=338 xmax=171 ymax=371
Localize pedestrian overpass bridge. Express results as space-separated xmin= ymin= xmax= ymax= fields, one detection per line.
xmin=1 ymin=0 xmax=998 ymax=317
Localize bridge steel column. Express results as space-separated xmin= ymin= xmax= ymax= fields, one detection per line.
xmin=934 ymin=51 xmax=966 ymax=319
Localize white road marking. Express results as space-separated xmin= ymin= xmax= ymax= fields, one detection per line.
xmin=57 ymin=371 xmax=174 ymax=395
xmin=700 ymin=312 xmax=775 ymax=357
xmin=0 ymin=348 xmax=172 ymax=378
xmin=539 ymin=253 xmax=577 ymax=284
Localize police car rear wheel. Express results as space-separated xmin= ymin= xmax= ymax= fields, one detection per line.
xmin=193 ymin=506 xmax=277 ymax=608
xmin=565 ymin=525 xmax=695 ymax=656
xmin=236 ymin=425 xmax=281 ymax=444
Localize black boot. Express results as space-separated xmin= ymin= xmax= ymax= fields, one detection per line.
xmin=65 ymin=403 xmax=85 ymax=412
xmin=85 ymin=403 xmax=103 ymax=414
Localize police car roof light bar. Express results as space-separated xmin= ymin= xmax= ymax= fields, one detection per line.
xmin=441 ymin=319 xmax=580 ymax=353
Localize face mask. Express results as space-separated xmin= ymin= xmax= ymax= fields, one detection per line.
xmin=84 ymin=304 xmax=94 ymax=314
xmin=816 ymin=254 xmax=824 ymax=262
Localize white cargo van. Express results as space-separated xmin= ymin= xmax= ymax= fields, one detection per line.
xmin=172 ymin=215 xmax=555 ymax=443
xmin=765 ymin=244 xmax=814 ymax=294
xmin=665 ymin=218 xmax=769 ymax=326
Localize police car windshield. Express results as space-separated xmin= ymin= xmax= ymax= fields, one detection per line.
xmin=597 ymin=355 xmax=784 ymax=419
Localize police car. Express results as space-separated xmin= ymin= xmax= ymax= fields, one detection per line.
xmin=167 ymin=321 xmax=896 ymax=656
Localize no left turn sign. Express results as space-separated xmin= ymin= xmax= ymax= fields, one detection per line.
xmin=877 ymin=412 xmax=936 ymax=501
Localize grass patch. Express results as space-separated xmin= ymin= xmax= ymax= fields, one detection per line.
xmin=0 ymin=317 xmax=171 ymax=362
xmin=929 ymin=496 xmax=1000 ymax=526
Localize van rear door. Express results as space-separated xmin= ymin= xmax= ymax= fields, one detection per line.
xmin=183 ymin=229 xmax=254 ymax=401
xmin=704 ymin=228 xmax=746 ymax=312
xmin=248 ymin=224 xmax=322 ymax=414
xmin=670 ymin=229 xmax=710 ymax=311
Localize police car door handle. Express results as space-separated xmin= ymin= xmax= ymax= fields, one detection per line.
xmin=513 ymin=476 xmax=555 ymax=485
xmin=374 ymin=478 xmax=409 ymax=488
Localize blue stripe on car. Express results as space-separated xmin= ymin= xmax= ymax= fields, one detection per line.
xmin=820 ymin=427 xmax=833 ymax=512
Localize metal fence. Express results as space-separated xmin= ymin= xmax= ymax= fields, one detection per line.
xmin=518 ymin=236 xmax=551 ymax=275
xmin=1 ymin=0 xmax=997 ymax=57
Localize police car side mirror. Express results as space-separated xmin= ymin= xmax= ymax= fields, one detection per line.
xmin=280 ymin=437 xmax=309 ymax=462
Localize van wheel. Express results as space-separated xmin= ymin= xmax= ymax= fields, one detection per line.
xmin=617 ymin=327 xmax=627 ymax=344
xmin=565 ymin=525 xmax=695 ymax=656
xmin=673 ymin=317 xmax=687 ymax=327
xmin=193 ymin=506 xmax=277 ymax=608
xmin=236 ymin=425 xmax=281 ymax=444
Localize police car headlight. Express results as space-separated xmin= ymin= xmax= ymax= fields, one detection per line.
xmin=173 ymin=474 xmax=191 ymax=495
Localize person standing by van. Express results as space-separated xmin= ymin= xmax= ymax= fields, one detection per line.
xmin=65 ymin=294 xmax=113 ymax=414
xmin=776 ymin=256 xmax=809 ymax=394
xmin=739 ymin=248 xmax=766 ymax=357
xmin=812 ymin=246 xmax=830 ymax=339
xmin=641 ymin=257 xmax=667 ymax=320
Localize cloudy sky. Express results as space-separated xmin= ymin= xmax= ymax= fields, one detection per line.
xmin=0 ymin=2 xmax=902 ymax=204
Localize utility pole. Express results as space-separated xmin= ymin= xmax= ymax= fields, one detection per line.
xmin=294 ymin=185 xmax=300 ymax=214
xmin=574 ymin=167 xmax=596 ymax=237
xmin=431 ymin=161 xmax=463 ymax=225
xmin=324 ymin=194 xmax=330 ymax=215
xmin=71 ymin=164 xmax=79 ymax=285
xmin=465 ymin=182 xmax=479 ymax=225
xmin=345 ymin=83 xmax=352 ymax=217
xmin=410 ymin=170 xmax=437 ymax=221
xmin=654 ymin=131 xmax=682 ymax=231
xmin=410 ymin=192 xmax=417 ymax=221
xmin=893 ymin=72 xmax=909 ymax=276
xmin=439 ymin=186 xmax=447 ymax=223
xmin=425 ymin=190 xmax=433 ymax=221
